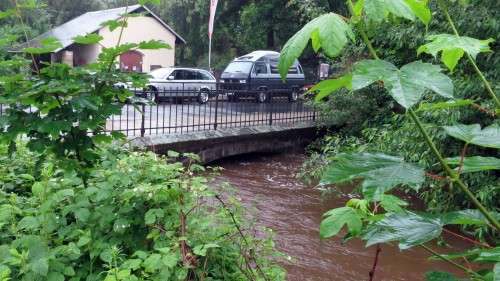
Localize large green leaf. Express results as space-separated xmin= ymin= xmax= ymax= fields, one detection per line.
xmin=363 ymin=0 xmax=431 ymax=25
xmin=352 ymin=60 xmax=454 ymax=108
xmin=442 ymin=209 xmax=491 ymax=226
xmin=445 ymin=156 xmax=500 ymax=173
xmin=321 ymin=153 xmax=425 ymax=200
xmin=320 ymin=207 xmax=362 ymax=238
xmin=138 ymin=40 xmax=171 ymax=50
xmin=23 ymin=37 xmax=62 ymax=54
xmin=443 ymin=124 xmax=500 ymax=149
xmin=72 ymin=34 xmax=103 ymax=45
xmin=418 ymin=34 xmax=494 ymax=71
xmin=278 ymin=13 xmax=353 ymax=79
xmin=311 ymin=74 xmax=353 ymax=101
xmin=363 ymin=212 xmax=443 ymax=249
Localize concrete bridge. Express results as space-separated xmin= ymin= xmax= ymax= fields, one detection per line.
xmin=131 ymin=121 xmax=321 ymax=163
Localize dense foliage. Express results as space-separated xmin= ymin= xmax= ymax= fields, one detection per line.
xmin=0 ymin=145 xmax=284 ymax=280
xmin=0 ymin=1 xmax=285 ymax=280
xmin=280 ymin=0 xmax=500 ymax=280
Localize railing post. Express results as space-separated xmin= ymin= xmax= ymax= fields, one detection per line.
xmin=214 ymin=82 xmax=219 ymax=130
xmin=268 ymin=94 xmax=273 ymax=126
xmin=140 ymin=103 xmax=146 ymax=137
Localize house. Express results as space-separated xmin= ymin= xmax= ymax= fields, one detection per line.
xmin=23 ymin=5 xmax=185 ymax=73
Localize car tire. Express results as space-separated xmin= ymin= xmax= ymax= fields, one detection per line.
xmin=146 ymin=87 xmax=160 ymax=104
xmin=289 ymin=89 xmax=299 ymax=102
xmin=256 ymin=91 xmax=268 ymax=103
xmin=198 ymin=90 xmax=210 ymax=104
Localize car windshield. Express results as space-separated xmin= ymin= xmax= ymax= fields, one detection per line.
xmin=223 ymin=62 xmax=253 ymax=74
xmin=149 ymin=68 xmax=172 ymax=79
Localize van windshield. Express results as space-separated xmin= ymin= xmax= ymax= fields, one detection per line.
xmin=223 ymin=62 xmax=253 ymax=74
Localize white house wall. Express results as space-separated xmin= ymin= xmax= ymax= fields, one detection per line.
xmin=98 ymin=16 xmax=177 ymax=72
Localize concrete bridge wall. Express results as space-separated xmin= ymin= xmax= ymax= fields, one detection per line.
xmin=131 ymin=122 xmax=321 ymax=163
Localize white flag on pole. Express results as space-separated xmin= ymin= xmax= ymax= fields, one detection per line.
xmin=208 ymin=0 xmax=219 ymax=39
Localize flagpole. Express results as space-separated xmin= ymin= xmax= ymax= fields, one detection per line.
xmin=208 ymin=36 xmax=212 ymax=70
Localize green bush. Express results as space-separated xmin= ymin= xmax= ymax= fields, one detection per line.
xmin=0 ymin=144 xmax=285 ymax=281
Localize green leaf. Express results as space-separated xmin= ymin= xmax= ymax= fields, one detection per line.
xmin=24 ymin=37 xmax=62 ymax=54
xmin=442 ymin=209 xmax=491 ymax=226
xmin=321 ymin=153 xmax=425 ymax=200
xmin=30 ymin=257 xmax=49 ymax=276
xmin=474 ymin=247 xmax=500 ymax=263
xmin=278 ymin=13 xmax=353 ymax=79
xmin=101 ymin=20 xmax=126 ymax=32
xmin=494 ymin=263 xmax=499 ymax=281
xmin=417 ymin=99 xmax=474 ymax=112
xmin=0 ymin=9 xmax=16 ymax=20
xmin=425 ymin=271 xmax=458 ymax=281
xmin=73 ymin=208 xmax=91 ymax=223
xmin=379 ymin=194 xmax=408 ymax=213
xmin=418 ymin=34 xmax=494 ymax=71
xmin=47 ymin=272 xmax=65 ymax=281
xmin=193 ymin=243 xmax=220 ymax=257
xmin=145 ymin=209 xmax=164 ymax=225
xmin=320 ymin=207 xmax=362 ymax=238
xmin=72 ymin=34 xmax=103 ymax=45
xmin=443 ymin=124 xmax=500 ymax=149
xmin=352 ymin=60 xmax=453 ymax=108
xmin=311 ymin=74 xmax=353 ymax=101
xmin=364 ymin=0 xmax=431 ymax=25
xmin=363 ymin=212 xmax=443 ymax=249
xmin=18 ymin=216 xmax=40 ymax=231
xmin=138 ymin=0 xmax=161 ymax=5
xmin=445 ymin=156 xmax=500 ymax=173
xmin=138 ymin=40 xmax=171 ymax=50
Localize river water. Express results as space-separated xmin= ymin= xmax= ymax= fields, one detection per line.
xmin=215 ymin=153 xmax=467 ymax=281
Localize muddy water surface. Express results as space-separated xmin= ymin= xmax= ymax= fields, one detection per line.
xmin=215 ymin=153 xmax=466 ymax=281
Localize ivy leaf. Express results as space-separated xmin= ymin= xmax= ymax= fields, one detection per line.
xmin=352 ymin=60 xmax=453 ymax=108
xmin=417 ymin=99 xmax=474 ymax=112
xmin=425 ymin=271 xmax=458 ymax=281
xmin=101 ymin=19 xmax=127 ymax=32
xmin=445 ymin=156 xmax=500 ymax=173
xmin=364 ymin=0 xmax=431 ymax=25
xmin=310 ymin=74 xmax=353 ymax=101
xmin=443 ymin=124 xmax=500 ymax=149
xmin=418 ymin=34 xmax=494 ymax=71
xmin=72 ymin=34 xmax=103 ymax=45
xmin=24 ymin=37 xmax=62 ymax=54
xmin=320 ymin=207 xmax=362 ymax=238
xmin=321 ymin=153 xmax=425 ymax=200
xmin=138 ymin=40 xmax=171 ymax=50
xmin=363 ymin=212 xmax=443 ymax=249
xmin=278 ymin=13 xmax=353 ymax=79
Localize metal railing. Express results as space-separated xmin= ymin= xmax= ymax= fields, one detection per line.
xmin=1 ymin=82 xmax=320 ymax=137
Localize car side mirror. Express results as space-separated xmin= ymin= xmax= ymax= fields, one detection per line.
xmin=167 ymin=75 xmax=175 ymax=80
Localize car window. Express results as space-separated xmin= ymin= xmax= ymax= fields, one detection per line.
xmin=199 ymin=71 xmax=214 ymax=80
xmin=288 ymin=66 xmax=299 ymax=74
xmin=269 ymin=59 xmax=279 ymax=74
xmin=149 ymin=68 xmax=172 ymax=79
xmin=172 ymin=70 xmax=189 ymax=80
xmin=253 ymin=63 xmax=268 ymax=75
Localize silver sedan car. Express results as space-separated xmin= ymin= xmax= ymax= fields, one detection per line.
xmin=144 ymin=67 xmax=217 ymax=104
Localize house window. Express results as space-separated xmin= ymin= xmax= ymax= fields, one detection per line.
xmin=150 ymin=65 xmax=162 ymax=71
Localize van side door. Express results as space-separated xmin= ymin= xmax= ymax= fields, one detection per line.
xmin=250 ymin=61 xmax=269 ymax=92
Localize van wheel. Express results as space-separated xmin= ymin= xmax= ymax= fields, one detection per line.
xmin=198 ymin=90 xmax=210 ymax=104
xmin=289 ymin=89 xmax=299 ymax=102
xmin=257 ymin=91 xmax=268 ymax=103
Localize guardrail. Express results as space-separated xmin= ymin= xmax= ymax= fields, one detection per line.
xmin=1 ymin=82 xmax=321 ymax=137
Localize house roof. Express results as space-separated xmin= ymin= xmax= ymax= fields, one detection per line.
xmin=20 ymin=5 xmax=185 ymax=53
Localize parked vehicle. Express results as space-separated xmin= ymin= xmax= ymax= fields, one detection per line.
xmin=144 ymin=67 xmax=217 ymax=104
xmin=220 ymin=51 xmax=306 ymax=103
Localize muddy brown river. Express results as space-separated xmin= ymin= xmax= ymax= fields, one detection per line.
xmin=215 ymin=153 xmax=468 ymax=281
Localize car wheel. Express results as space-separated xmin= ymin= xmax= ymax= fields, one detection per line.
xmin=256 ymin=91 xmax=268 ymax=103
xmin=198 ymin=90 xmax=210 ymax=104
xmin=289 ymin=89 xmax=299 ymax=102
xmin=146 ymin=87 xmax=159 ymax=104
